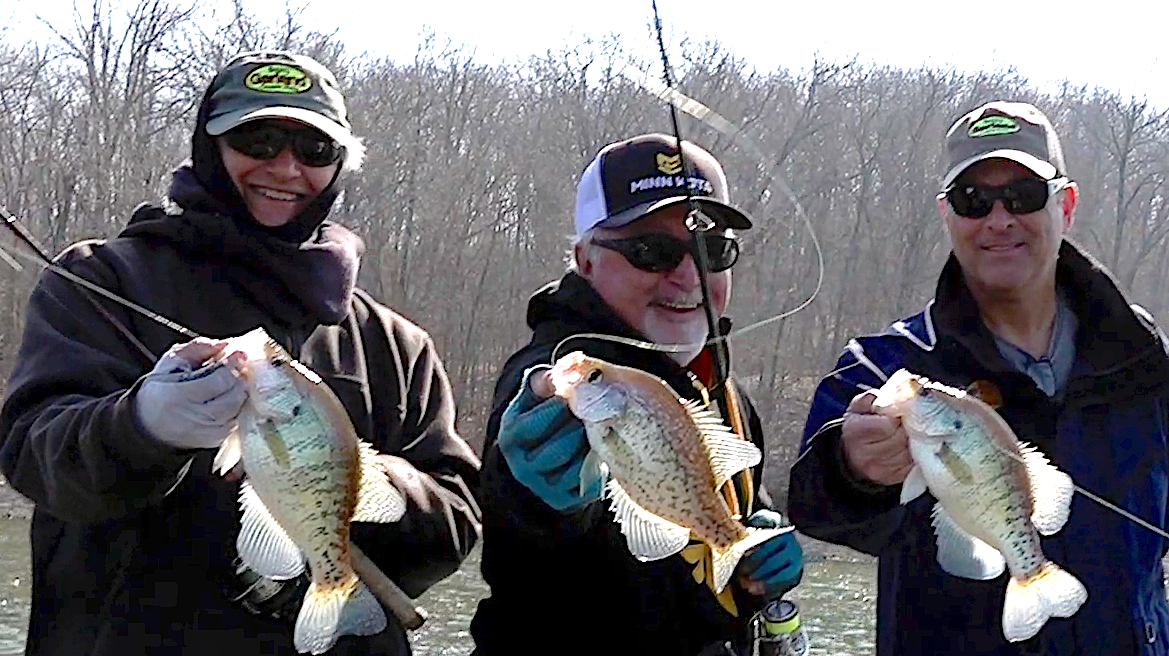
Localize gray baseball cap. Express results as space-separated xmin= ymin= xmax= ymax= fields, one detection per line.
xmin=204 ymin=51 xmax=353 ymax=144
xmin=942 ymin=101 xmax=1066 ymax=189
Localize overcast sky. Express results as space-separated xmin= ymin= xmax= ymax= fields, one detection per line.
xmin=6 ymin=0 xmax=1169 ymax=109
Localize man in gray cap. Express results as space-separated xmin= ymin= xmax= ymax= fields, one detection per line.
xmin=470 ymin=133 xmax=804 ymax=656
xmin=788 ymin=100 xmax=1169 ymax=654
xmin=0 ymin=51 xmax=481 ymax=655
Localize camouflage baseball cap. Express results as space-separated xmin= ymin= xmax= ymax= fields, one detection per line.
xmin=204 ymin=51 xmax=353 ymax=144
xmin=942 ymin=101 xmax=1066 ymax=189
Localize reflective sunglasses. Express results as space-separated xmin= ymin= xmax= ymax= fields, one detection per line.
xmin=222 ymin=122 xmax=343 ymax=167
xmin=945 ymin=177 xmax=1068 ymax=219
xmin=593 ymin=233 xmax=740 ymax=273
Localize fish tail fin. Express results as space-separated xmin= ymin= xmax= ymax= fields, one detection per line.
xmin=1002 ymin=561 xmax=1088 ymax=642
xmin=710 ymin=526 xmax=791 ymax=594
xmin=294 ymin=575 xmax=388 ymax=654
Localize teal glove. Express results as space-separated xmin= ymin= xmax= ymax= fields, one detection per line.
xmin=497 ymin=366 xmax=604 ymax=511
xmin=736 ymin=509 xmax=804 ymax=600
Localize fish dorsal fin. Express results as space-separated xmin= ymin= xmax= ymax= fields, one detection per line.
xmin=900 ymin=465 xmax=928 ymax=504
xmin=237 ymin=481 xmax=305 ymax=580
xmin=931 ymin=502 xmax=1006 ymax=580
xmin=606 ymin=479 xmax=691 ymax=561
xmin=351 ymin=442 xmax=407 ymax=524
xmin=213 ymin=425 xmax=243 ymax=476
xmin=680 ymin=399 xmax=760 ymax=488
xmin=1019 ymin=443 xmax=1075 ymax=535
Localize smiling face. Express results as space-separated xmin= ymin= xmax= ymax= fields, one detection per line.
xmin=217 ymin=119 xmax=339 ymax=228
xmin=939 ymin=158 xmax=1076 ymax=303
xmin=576 ymin=204 xmax=731 ymax=364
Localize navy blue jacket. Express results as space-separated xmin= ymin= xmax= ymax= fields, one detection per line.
xmin=788 ymin=242 xmax=1169 ymax=655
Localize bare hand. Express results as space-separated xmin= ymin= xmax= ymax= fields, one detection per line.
xmin=840 ymin=390 xmax=913 ymax=486
xmin=528 ymin=369 xmax=555 ymax=399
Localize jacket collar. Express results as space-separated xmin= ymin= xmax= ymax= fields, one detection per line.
xmin=929 ymin=239 xmax=1169 ymax=399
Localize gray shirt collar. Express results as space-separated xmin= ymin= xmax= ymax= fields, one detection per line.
xmin=992 ymin=291 xmax=1078 ymax=397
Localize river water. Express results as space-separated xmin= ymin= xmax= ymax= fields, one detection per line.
xmin=0 ymin=515 xmax=875 ymax=655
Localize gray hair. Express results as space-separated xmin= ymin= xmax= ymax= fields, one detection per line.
xmin=338 ymin=133 xmax=366 ymax=173
xmin=566 ymin=227 xmax=600 ymax=273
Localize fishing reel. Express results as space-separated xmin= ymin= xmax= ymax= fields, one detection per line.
xmin=222 ymin=557 xmax=310 ymax=623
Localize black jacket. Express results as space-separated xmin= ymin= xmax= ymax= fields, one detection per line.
xmin=0 ymin=173 xmax=482 ymax=655
xmin=789 ymin=242 xmax=1169 ymax=655
xmin=470 ymin=273 xmax=770 ymax=656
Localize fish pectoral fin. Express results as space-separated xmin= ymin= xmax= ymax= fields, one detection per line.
xmin=711 ymin=525 xmax=793 ymax=595
xmin=213 ymin=427 xmax=242 ymax=476
xmin=899 ymin=465 xmax=928 ymax=504
xmin=351 ymin=442 xmax=407 ymax=524
xmin=1002 ymin=562 xmax=1087 ymax=642
xmin=295 ymin=577 xmax=388 ymax=655
xmin=1019 ymin=444 xmax=1075 ymax=536
xmin=606 ymin=479 xmax=690 ymax=561
xmin=930 ymin=502 xmax=1005 ymax=580
xmin=237 ymin=482 xmax=305 ymax=580
xmin=579 ymin=449 xmax=607 ymax=494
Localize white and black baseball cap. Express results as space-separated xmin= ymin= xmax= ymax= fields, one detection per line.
xmin=573 ymin=133 xmax=752 ymax=237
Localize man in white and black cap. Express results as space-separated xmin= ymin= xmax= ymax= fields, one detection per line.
xmin=790 ymin=101 xmax=1169 ymax=654
xmin=471 ymin=133 xmax=804 ymax=656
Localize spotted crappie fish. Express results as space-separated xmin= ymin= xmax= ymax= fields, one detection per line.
xmin=547 ymin=351 xmax=789 ymax=593
xmin=212 ymin=328 xmax=406 ymax=654
xmin=871 ymin=368 xmax=1087 ymax=642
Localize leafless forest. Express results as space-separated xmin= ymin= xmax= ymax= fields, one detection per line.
xmin=3 ymin=1 xmax=1169 ymax=502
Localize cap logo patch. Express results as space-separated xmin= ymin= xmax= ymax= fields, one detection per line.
xmin=656 ymin=152 xmax=683 ymax=175
xmin=968 ymin=115 xmax=1019 ymax=138
xmin=246 ymin=64 xmax=312 ymax=94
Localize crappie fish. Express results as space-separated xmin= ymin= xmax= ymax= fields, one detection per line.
xmin=212 ymin=328 xmax=407 ymax=654
xmin=547 ymin=351 xmax=789 ymax=593
xmin=871 ymin=368 xmax=1087 ymax=642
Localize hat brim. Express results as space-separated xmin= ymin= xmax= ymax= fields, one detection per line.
xmin=597 ymin=196 xmax=753 ymax=231
xmin=942 ymin=149 xmax=1059 ymax=189
xmin=205 ymin=106 xmax=352 ymax=144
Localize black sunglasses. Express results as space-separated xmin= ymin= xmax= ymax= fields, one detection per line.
xmin=593 ymin=233 xmax=740 ymax=273
xmin=222 ymin=122 xmax=343 ymax=167
xmin=945 ymin=177 xmax=1068 ymax=219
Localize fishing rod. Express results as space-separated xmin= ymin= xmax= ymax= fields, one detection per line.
xmin=550 ymin=57 xmax=827 ymax=363
xmin=650 ymin=0 xmax=731 ymax=398
xmin=0 ymin=206 xmax=428 ymax=631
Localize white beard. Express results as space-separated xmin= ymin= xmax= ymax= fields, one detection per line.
xmin=643 ymin=313 xmax=708 ymax=366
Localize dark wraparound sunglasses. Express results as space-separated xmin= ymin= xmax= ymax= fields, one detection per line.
xmin=223 ymin=122 xmax=343 ymax=167
xmin=593 ymin=233 xmax=740 ymax=273
xmin=945 ymin=177 xmax=1068 ymax=219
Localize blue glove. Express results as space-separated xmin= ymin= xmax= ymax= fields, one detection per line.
xmin=134 ymin=340 xmax=248 ymax=450
xmin=736 ymin=509 xmax=804 ymax=600
xmin=497 ymin=365 xmax=603 ymax=511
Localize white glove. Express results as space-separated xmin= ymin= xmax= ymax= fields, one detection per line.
xmin=134 ymin=339 xmax=248 ymax=450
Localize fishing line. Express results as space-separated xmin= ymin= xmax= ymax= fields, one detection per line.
xmin=0 ymin=216 xmax=199 ymax=340
xmin=867 ymin=369 xmax=1169 ymax=541
xmin=987 ymin=434 xmax=1169 ymax=541
xmin=547 ymin=62 xmax=827 ymax=367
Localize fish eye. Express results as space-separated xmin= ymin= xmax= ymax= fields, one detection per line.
xmin=586 ymin=369 xmax=602 ymax=383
